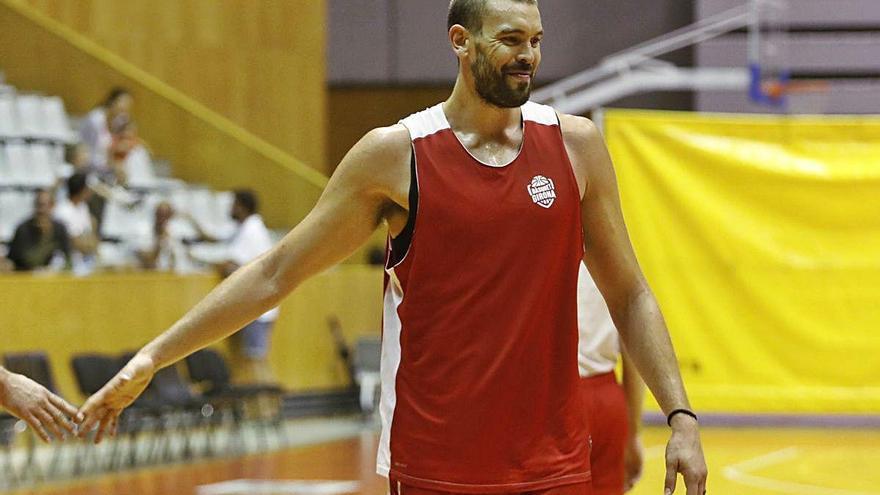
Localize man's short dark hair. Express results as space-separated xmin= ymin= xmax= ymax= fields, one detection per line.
xmin=234 ymin=189 xmax=258 ymax=215
xmin=67 ymin=172 xmax=88 ymax=199
xmin=447 ymin=0 xmax=537 ymax=33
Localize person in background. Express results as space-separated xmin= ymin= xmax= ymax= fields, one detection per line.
xmin=54 ymin=173 xmax=99 ymax=274
xmin=578 ymin=263 xmax=645 ymax=494
xmin=63 ymin=142 xmax=91 ymax=173
xmin=108 ymin=118 xmax=154 ymax=188
xmin=79 ymin=87 xmax=133 ymax=174
xmin=136 ymin=201 xmax=193 ymax=273
xmin=62 ymin=142 xmax=105 ymax=224
xmin=7 ymin=190 xmax=71 ymax=271
xmin=188 ymin=190 xmax=279 ymax=383
xmin=0 ymin=366 xmax=79 ymax=443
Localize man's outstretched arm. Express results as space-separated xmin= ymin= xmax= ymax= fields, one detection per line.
xmin=77 ymin=126 xmax=411 ymax=441
xmin=561 ymin=115 xmax=707 ymax=495
xmin=0 ymin=366 xmax=79 ymax=443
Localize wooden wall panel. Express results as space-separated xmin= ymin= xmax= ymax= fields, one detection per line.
xmin=0 ymin=267 xmax=383 ymax=400
xmin=18 ymin=0 xmax=327 ymax=169
xmin=327 ymin=86 xmax=452 ymax=169
xmin=0 ymin=0 xmax=326 ymax=227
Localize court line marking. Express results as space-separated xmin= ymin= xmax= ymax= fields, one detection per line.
xmin=722 ymin=447 xmax=879 ymax=495
xmin=196 ymin=479 xmax=361 ymax=495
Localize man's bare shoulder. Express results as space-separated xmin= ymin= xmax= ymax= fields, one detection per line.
xmin=557 ymin=113 xmax=602 ymax=149
xmin=330 ymin=124 xmax=412 ymax=206
xmin=557 ymin=113 xmax=605 ymax=198
xmin=335 ymin=124 xmax=411 ymax=187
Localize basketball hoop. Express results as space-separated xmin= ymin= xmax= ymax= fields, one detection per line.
xmin=747 ymin=0 xmax=834 ymax=113
xmin=761 ymin=79 xmax=831 ymax=100
xmin=748 ymin=0 xmax=793 ymax=107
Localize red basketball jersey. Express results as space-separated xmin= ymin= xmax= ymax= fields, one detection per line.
xmin=378 ymin=102 xmax=590 ymax=493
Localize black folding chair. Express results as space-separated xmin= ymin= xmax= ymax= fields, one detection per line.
xmin=146 ymin=362 xmax=223 ymax=461
xmin=70 ymin=353 xmax=130 ymax=473
xmin=112 ymin=352 xmax=183 ymax=467
xmin=70 ymin=354 xmax=119 ymax=396
xmin=185 ymin=349 xmax=286 ymax=452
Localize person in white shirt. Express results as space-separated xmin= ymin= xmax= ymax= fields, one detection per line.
xmin=578 ymin=262 xmax=646 ymax=494
xmin=54 ymin=173 xmax=98 ymax=274
xmin=107 ymin=119 xmax=156 ymax=188
xmin=191 ymin=190 xmax=279 ymax=383
xmin=79 ymin=88 xmax=133 ymax=174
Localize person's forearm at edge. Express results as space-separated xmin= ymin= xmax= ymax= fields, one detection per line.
xmin=612 ymin=286 xmax=692 ymax=418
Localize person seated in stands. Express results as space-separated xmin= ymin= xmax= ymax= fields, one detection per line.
xmin=54 ymin=173 xmax=99 ymax=274
xmin=7 ymin=190 xmax=71 ymax=271
xmin=79 ymin=87 xmax=133 ymax=175
xmin=61 ymin=142 xmax=105 ymax=223
xmin=136 ymin=201 xmax=194 ymax=272
xmin=108 ymin=117 xmax=154 ymax=188
xmin=63 ymin=140 xmax=138 ymax=232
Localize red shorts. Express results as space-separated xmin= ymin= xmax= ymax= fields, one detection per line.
xmin=579 ymin=372 xmax=628 ymax=495
xmin=388 ymin=479 xmax=593 ymax=495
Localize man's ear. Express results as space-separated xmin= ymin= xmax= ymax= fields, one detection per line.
xmin=449 ymin=24 xmax=471 ymax=58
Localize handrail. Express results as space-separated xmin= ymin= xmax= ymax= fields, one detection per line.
xmin=0 ymin=0 xmax=328 ymax=190
xmin=532 ymin=3 xmax=756 ymax=112
xmin=603 ymin=5 xmax=751 ymax=66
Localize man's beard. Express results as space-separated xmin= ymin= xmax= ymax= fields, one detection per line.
xmin=471 ymin=48 xmax=533 ymax=108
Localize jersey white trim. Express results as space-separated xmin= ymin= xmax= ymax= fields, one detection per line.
xmin=522 ymin=101 xmax=559 ymax=126
xmin=376 ymin=268 xmax=405 ymax=477
xmin=399 ymin=104 xmax=450 ymax=141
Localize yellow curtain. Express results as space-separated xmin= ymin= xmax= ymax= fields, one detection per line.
xmin=605 ymin=110 xmax=880 ymax=413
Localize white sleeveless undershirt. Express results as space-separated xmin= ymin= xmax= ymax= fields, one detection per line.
xmin=577 ymin=262 xmax=620 ymax=376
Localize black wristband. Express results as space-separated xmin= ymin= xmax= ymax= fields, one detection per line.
xmin=667 ymin=408 xmax=698 ymax=426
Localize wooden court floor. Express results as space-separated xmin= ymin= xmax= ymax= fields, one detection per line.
xmin=5 ymin=426 xmax=879 ymax=495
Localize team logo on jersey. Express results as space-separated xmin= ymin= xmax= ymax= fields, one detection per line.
xmin=527 ymin=175 xmax=556 ymax=208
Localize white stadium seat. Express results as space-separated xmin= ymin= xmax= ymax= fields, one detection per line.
xmin=3 ymin=142 xmax=30 ymax=186
xmin=42 ymin=96 xmax=74 ymax=142
xmin=212 ymin=191 xmax=237 ymax=239
xmin=0 ymin=144 xmax=12 ymax=186
xmin=25 ymin=143 xmax=57 ymax=188
xmin=0 ymin=190 xmax=35 ymax=242
xmin=15 ymin=95 xmax=47 ymax=139
xmin=0 ymin=94 xmax=19 ymax=138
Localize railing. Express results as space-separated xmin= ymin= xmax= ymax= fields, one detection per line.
xmin=532 ymin=3 xmax=758 ymax=113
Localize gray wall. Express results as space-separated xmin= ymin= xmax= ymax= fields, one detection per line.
xmin=696 ymin=0 xmax=880 ymax=114
xmin=328 ymin=0 xmax=694 ymax=110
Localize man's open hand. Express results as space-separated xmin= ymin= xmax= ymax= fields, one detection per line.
xmin=0 ymin=368 xmax=78 ymax=443
xmin=664 ymin=416 xmax=708 ymax=495
xmin=76 ymin=353 xmax=156 ymax=443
